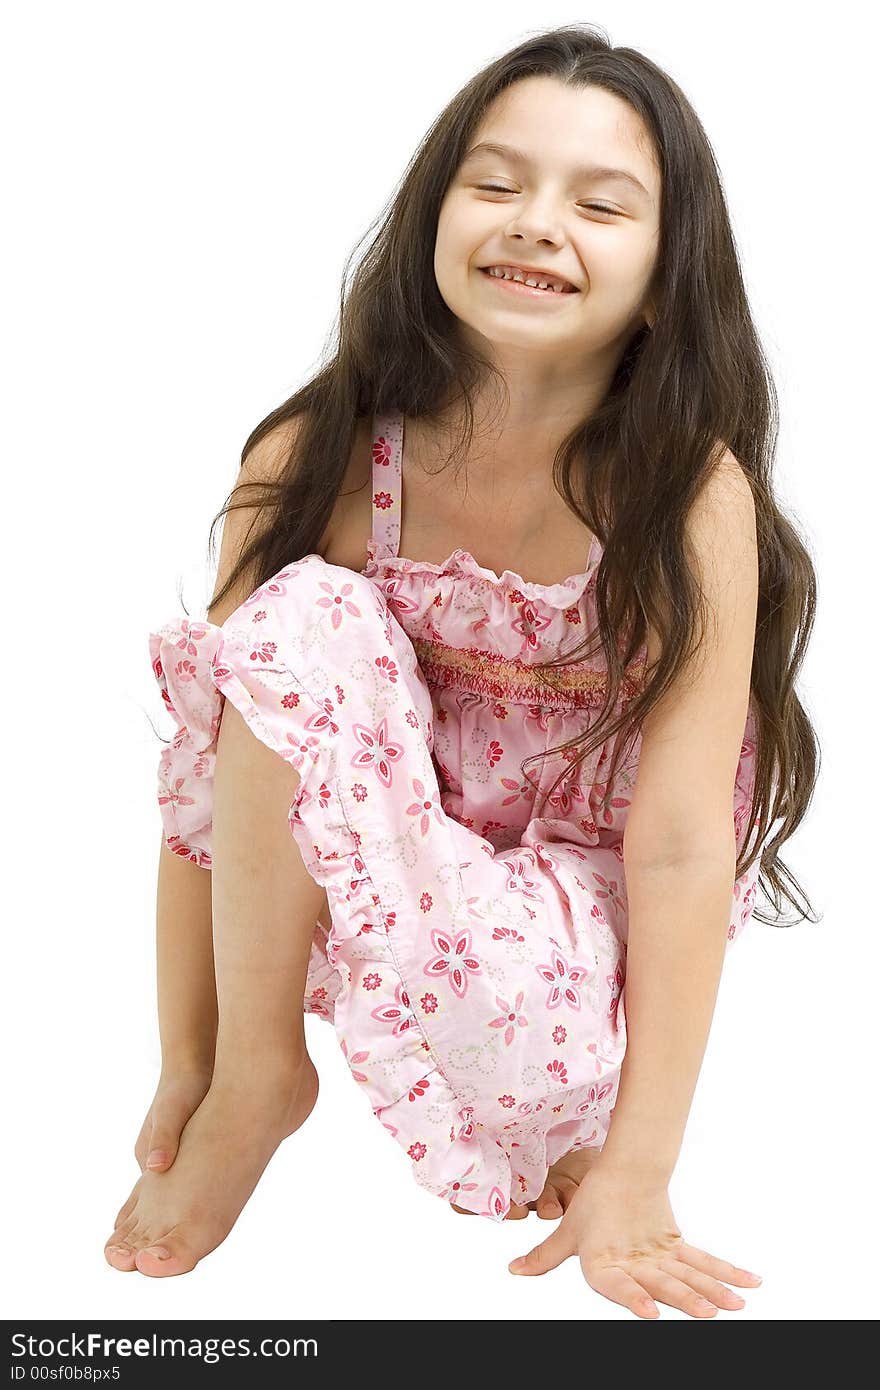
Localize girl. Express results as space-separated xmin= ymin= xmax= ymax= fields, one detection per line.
xmin=105 ymin=25 xmax=819 ymax=1318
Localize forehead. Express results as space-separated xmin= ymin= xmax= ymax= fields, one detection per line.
xmin=465 ymin=78 xmax=660 ymax=202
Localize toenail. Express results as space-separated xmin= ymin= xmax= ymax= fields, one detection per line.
xmin=142 ymin=1245 xmax=171 ymax=1260
xmin=108 ymin=1246 xmax=128 ymax=1257
xmin=146 ymin=1150 xmax=168 ymax=1169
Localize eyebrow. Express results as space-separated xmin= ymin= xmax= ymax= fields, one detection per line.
xmin=461 ymin=140 xmax=652 ymax=201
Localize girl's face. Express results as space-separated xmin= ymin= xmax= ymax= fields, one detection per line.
xmin=434 ymin=77 xmax=662 ymax=366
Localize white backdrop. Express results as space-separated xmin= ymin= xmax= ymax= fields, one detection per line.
xmin=3 ymin=0 xmax=874 ymax=1322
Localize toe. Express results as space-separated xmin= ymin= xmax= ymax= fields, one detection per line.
xmin=134 ymin=1232 xmax=197 ymax=1279
xmin=113 ymin=1194 xmax=138 ymax=1230
xmin=104 ymin=1240 xmax=138 ymax=1272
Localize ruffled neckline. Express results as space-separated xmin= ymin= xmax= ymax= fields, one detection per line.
xmin=364 ymin=532 xmax=602 ymax=611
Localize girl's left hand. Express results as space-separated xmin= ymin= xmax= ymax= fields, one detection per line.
xmin=507 ymin=1167 xmax=763 ymax=1319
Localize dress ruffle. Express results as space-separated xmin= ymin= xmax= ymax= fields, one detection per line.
xmin=149 ymin=552 xmax=763 ymax=1224
xmin=365 ymin=535 xmax=602 ymax=607
xmin=148 ymin=558 xmax=642 ymax=1222
xmin=149 ymin=620 xmax=226 ymax=867
xmin=362 ymin=537 xmax=607 ymax=662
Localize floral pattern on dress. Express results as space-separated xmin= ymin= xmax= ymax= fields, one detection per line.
xmin=147 ymin=409 xmax=761 ymax=1223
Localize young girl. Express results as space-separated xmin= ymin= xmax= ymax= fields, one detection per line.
xmin=105 ymin=25 xmax=819 ymax=1318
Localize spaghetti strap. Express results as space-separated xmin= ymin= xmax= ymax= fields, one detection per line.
xmin=369 ymin=411 xmax=403 ymax=558
xmin=369 ymin=409 xmax=596 ymax=573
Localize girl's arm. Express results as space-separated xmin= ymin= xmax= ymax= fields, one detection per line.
xmin=593 ymin=851 xmax=737 ymax=1182
xmin=595 ymin=454 xmax=760 ymax=1182
xmin=509 ymin=455 xmax=764 ymax=1313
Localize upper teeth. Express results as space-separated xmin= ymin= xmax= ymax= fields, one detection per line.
xmin=484 ymin=265 xmax=574 ymax=293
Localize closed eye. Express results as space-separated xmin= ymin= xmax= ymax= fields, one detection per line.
xmin=474 ymin=184 xmax=624 ymax=216
xmin=578 ymin=204 xmax=623 ymax=217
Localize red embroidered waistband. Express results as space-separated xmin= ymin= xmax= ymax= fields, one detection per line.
xmin=410 ymin=635 xmax=646 ymax=713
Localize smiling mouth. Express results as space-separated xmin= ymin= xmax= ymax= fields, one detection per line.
xmin=477 ymin=266 xmax=580 ymax=296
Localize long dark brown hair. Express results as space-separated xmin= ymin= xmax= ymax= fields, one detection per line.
xmin=202 ymin=23 xmax=820 ymax=928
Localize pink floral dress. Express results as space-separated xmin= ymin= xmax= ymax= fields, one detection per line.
xmin=149 ymin=409 xmax=760 ymax=1222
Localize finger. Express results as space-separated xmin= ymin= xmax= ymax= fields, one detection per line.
xmin=635 ymin=1266 xmax=720 ymax=1318
xmin=677 ymin=1242 xmax=763 ymax=1288
xmin=509 ymin=1225 xmax=576 ymax=1276
xmin=533 ymin=1179 xmax=564 ymax=1220
xmin=585 ymin=1264 xmax=660 ymax=1319
xmin=660 ymin=1256 xmax=746 ymax=1310
xmin=551 ymin=1174 xmax=580 ymax=1214
xmin=506 ymin=1201 xmax=530 ymax=1221
xmin=529 ymin=1178 xmax=554 ymax=1205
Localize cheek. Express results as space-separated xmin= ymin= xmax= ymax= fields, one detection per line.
xmin=434 ymin=208 xmax=464 ymax=274
xmin=435 ymin=238 xmax=476 ymax=294
xmin=436 ymin=195 xmax=494 ymax=259
xmin=579 ymin=241 xmax=647 ymax=299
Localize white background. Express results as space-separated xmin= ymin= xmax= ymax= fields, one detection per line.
xmin=3 ymin=0 xmax=876 ymax=1322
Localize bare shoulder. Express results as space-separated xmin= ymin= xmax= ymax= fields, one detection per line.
xmin=684 ymin=447 xmax=757 ymax=626
xmin=239 ymin=413 xmax=304 ymax=482
xmin=207 ymin=415 xmax=305 ymax=625
xmin=627 ymin=446 xmax=759 ymax=861
xmin=643 ymin=447 xmax=755 ymax=674
xmin=694 ymin=447 xmax=755 ymax=537
xmin=208 ymin=413 xmax=372 ymax=625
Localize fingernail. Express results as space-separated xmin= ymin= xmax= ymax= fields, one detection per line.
xmin=146 ymin=1150 xmax=168 ymax=1170
xmin=742 ymin=1271 xmax=763 ymax=1283
xmin=509 ymin=1257 xmax=526 ymax=1273
xmin=142 ymin=1245 xmax=171 ymax=1261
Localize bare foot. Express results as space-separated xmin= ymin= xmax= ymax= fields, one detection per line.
xmin=452 ymin=1144 xmax=604 ymax=1221
xmin=104 ymin=1055 xmax=319 ymax=1277
xmin=133 ymin=1067 xmax=214 ymax=1174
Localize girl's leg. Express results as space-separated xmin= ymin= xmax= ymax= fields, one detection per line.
xmin=104 ymin=697 xmax=324 ymax=1278
xmin=131 ymin=555 xmax=646 ymax=1236
xmin=134 ymin=843 xmax=216 ymax=1174
xmin=211 ymin=694 xmax=326 ymax=1073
